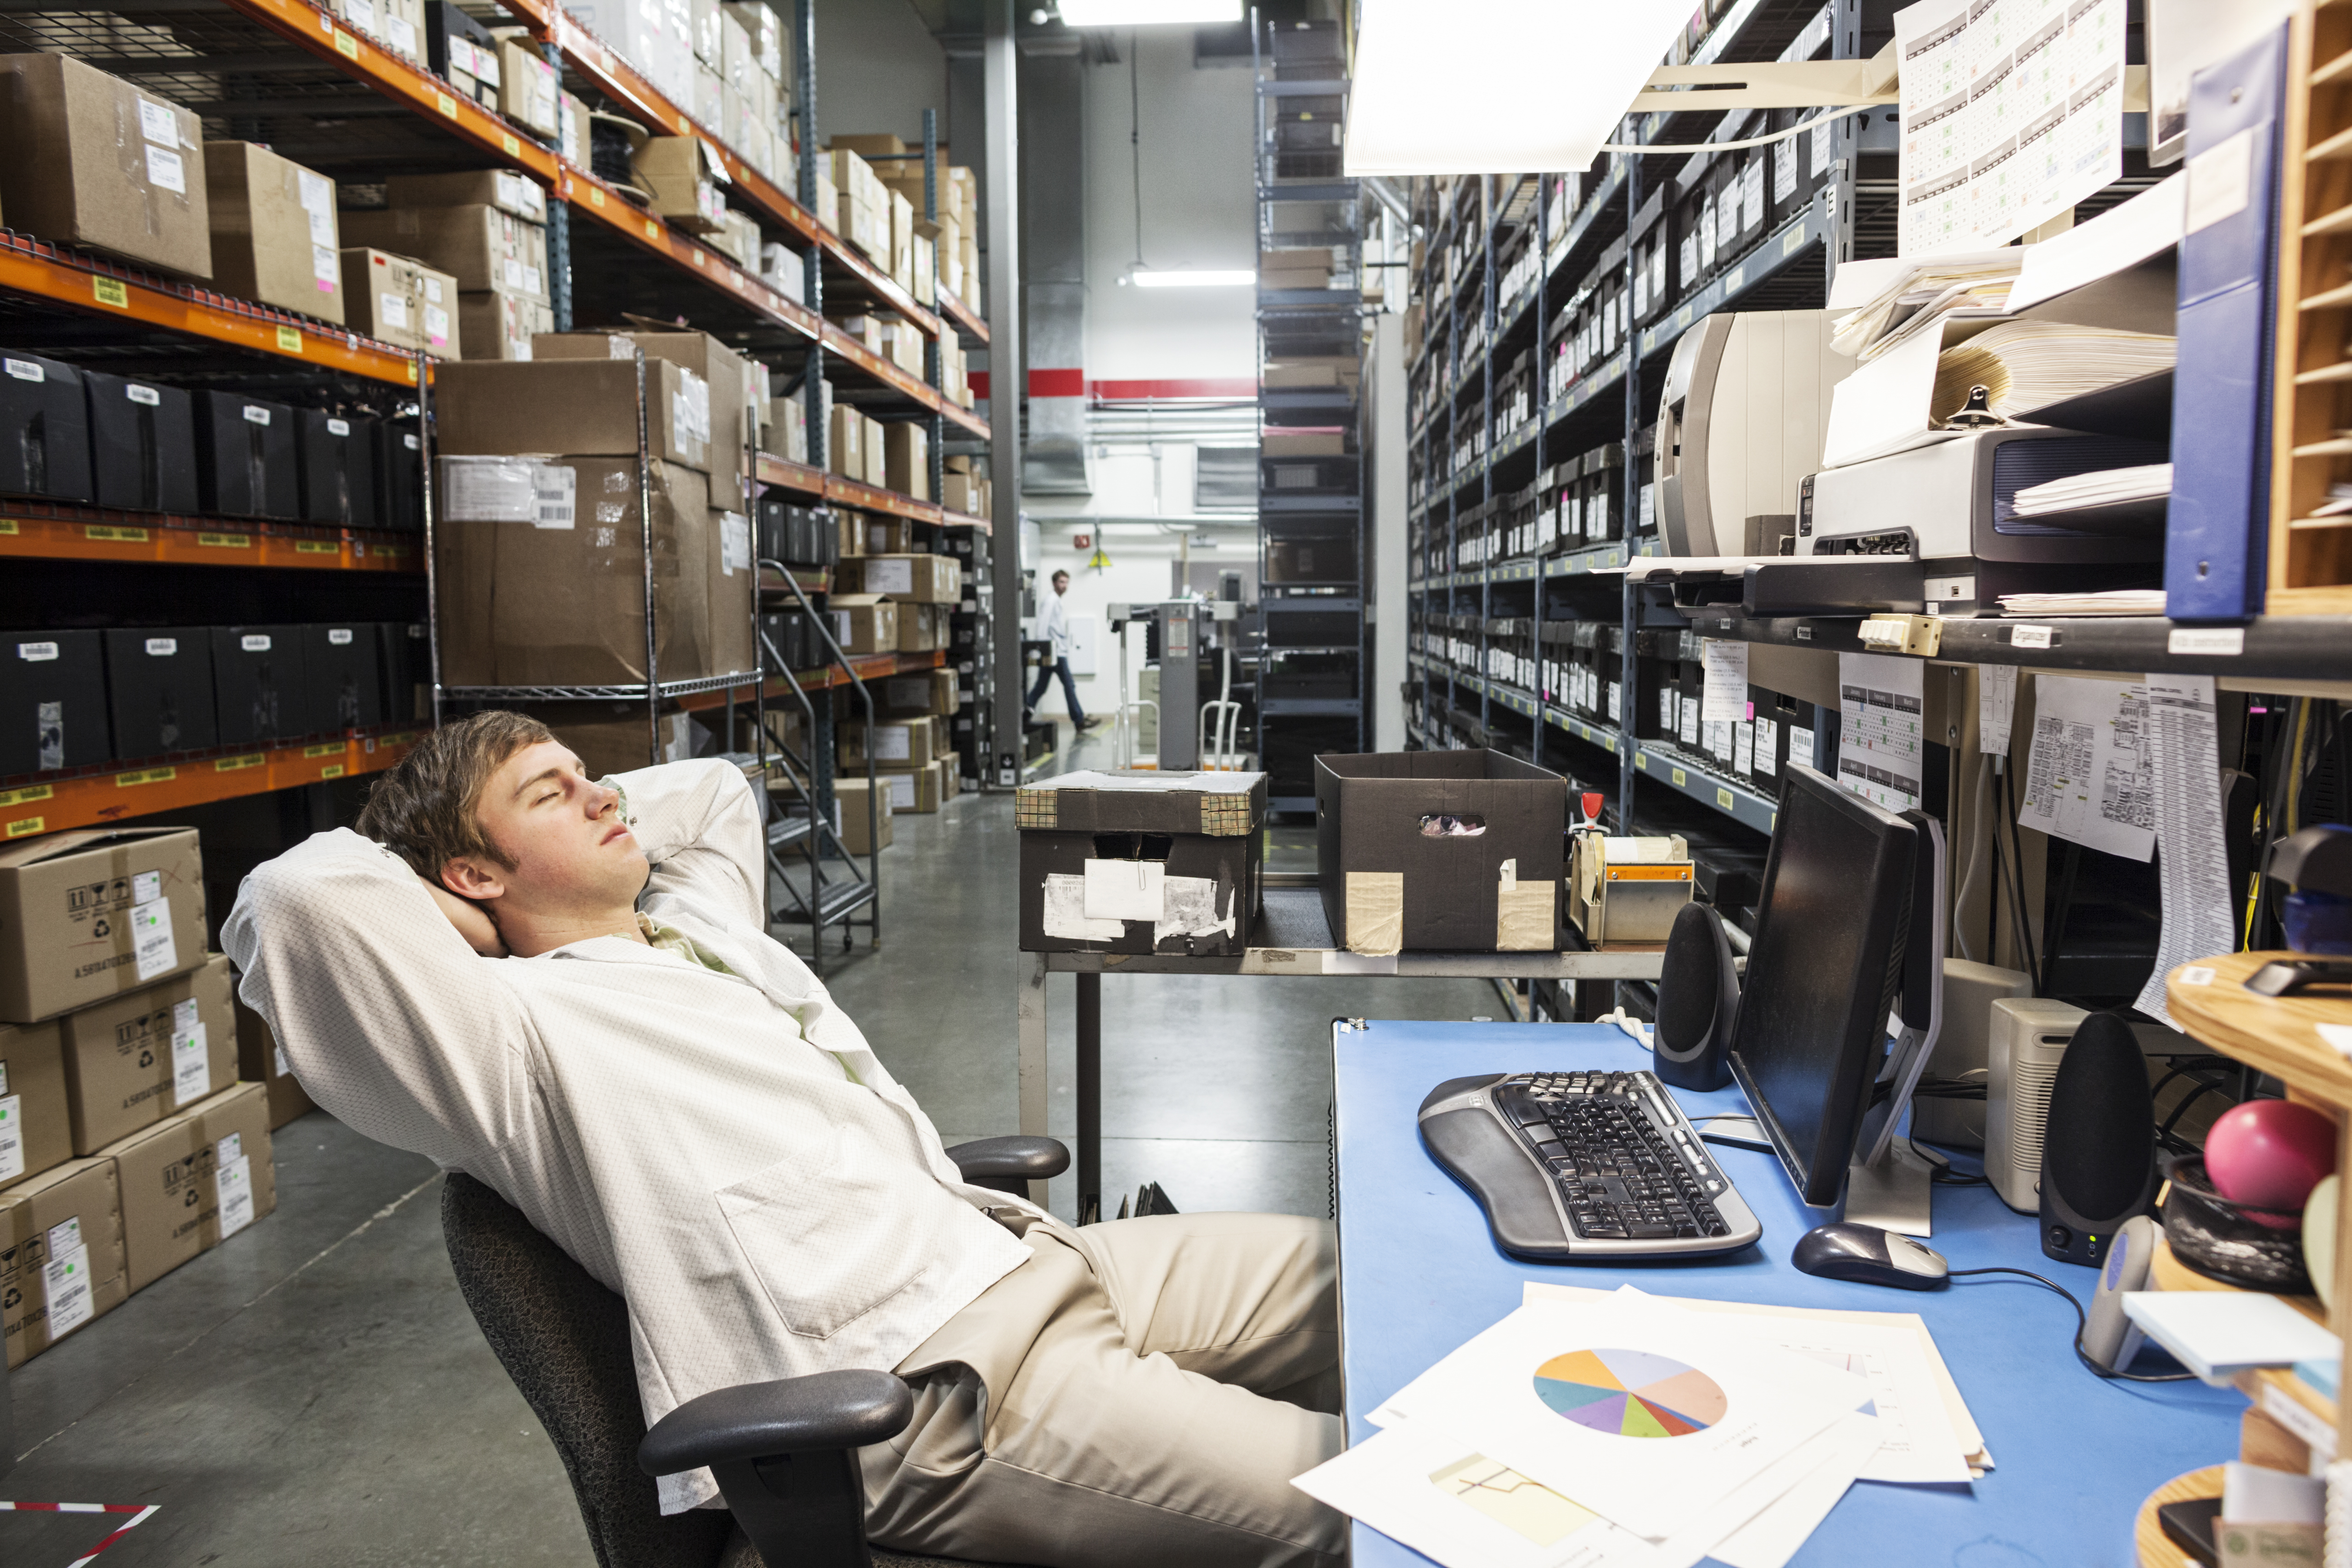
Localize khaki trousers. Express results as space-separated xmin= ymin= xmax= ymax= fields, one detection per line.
xmin=859 ymin=1211 xmax=1347 ymax=1568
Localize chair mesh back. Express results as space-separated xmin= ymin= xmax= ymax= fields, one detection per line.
xmin=439 ymin=1172 xmax=734 ymax=1568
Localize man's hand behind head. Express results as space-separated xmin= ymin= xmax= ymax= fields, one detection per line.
xmin=420 ymin=875 xmax=509 ymax=957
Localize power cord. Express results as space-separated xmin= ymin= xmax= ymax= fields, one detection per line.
xmin=1912 ymin=1143 xmax=1988 ymax=1187
xmin=1947 ymin=1266 xmax=2197 ymax=1383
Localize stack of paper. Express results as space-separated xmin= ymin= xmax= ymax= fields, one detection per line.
xmin=1929 ymin=320 xmax=2176 ymax=425
xmin=2010 ymin=463 xmax=2172 ymax=517
xmin=1828 ymin=251 xmax=2025 ymax=361
xmin=1294 ymin=1285 xmax=1985 ymax=1568
xmin=1996 ymin=590 xmax=2168 ymax=617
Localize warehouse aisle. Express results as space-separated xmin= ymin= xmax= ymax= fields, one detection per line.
xmin=4 ymin=781 xmax=1494 ymax=1563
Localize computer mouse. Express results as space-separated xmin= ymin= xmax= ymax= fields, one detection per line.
xmin=1791 ymin=1222 xmax=1950 ymax=1291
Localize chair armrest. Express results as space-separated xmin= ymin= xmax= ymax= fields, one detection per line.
xmin=637 ymin=1369 xmax=912 ymax=1477
xmin=945 ymin=1135 xmax=1070 ymax=1185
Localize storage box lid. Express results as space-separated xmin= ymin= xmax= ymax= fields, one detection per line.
xmin=1018 ymin=770 xmax=1266 ymax=837
xmin=0 ymin=826 xmax=196 ymax=872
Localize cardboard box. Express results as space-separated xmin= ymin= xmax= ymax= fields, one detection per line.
xmin=102 ymin=626 xmax=219 ymax=757
xmin=534 ymin=330 xmax=746 ymax=479
xmin=101 ymin=1079 xmax=274 ymax=1293
xmin=884 ymin=422 xmax=929 ymax=500
xmin=861 ymin=413 xmax=888 ymax=489
xmin=0 ymin=1018 xmax=68 ymax=1189
xmin=0 ymin=1155 xmax=125 ymax=1367
xmin=828 ymin=594 xmax=898 ymax=656
xmin=690 ymin=0 xmax=719 ymax=62
xmin=59 ymin=953 xmax=234 ymax=1154
xmin=231 ymin=994 xmax=314 ymax=1130
xmin=458 ymin=288 xmax=553 ymax=360
xmin=1263 ymin=431 xmax=1345 ymax=458
xmin=436 ymin=456 xmax=712 ymax=686
xmin=434 ymin=358 xmax=708 ymax=472
xmin=836 ymin=507 xmax=865 ymax=558
xmin=834 ymin=776 xmax=893 ymax=854
xmin=854 ymin=553 xmax=959 ymax=604
xmin=941 ymin=471 xmax=982 ymax=517
xmin=723 ymin=1 xmax=780 ymax=78
xmin=889 ymin=189 xmax=914 ymax=288
xmin=1313 ymin=751 xmax=1566 ymax=955
xmin=0 ymin=54 xmax=211 ymax=280
xmin=718 ymin=7 xmax=752 ymax=91
xmin=558 ymin=90 xmax=591 ymax=167
xmin=498 ymin=37 xmax=561 ymax=139
xmin=827 ymin=405 xmax=864 ymax=479
xmin=864 ymin=516 xmax=915 ymax=555
xmin=709 ymin=507 xmax=755 ymax=676
xmin=935 ymin=756 xmax=960 ymax=801
xmin=203 ymin=142 xmax=342 ymax=323
xmin=879 ymin=764 xmax=940 ymax=815
xmin=695 ymin=64 xmax=724 ymax=130
xmin=342 ymin=248 xmax=420 ymax=352
xmin=880 ymin=667 xmax=957 ymax=717
xmin=634 ymin=136 xmax=728 ymax=233
xmin=339 ymin=204 xmax=548 ymax=300
xmin=0 ymin=829 xmax=205 ymax=1023
xmin=895 ymin=603 xmax=943 ymax=654
xmin=385 ymin=168 xmax=547 ymax=223
xmin=843 ymin=714 xmax=938 ymax=770
xmin=1015 ymin=770 xmax=1266 ymax=956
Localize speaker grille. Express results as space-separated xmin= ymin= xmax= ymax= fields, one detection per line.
xmin=2044 ymin=1013 xmax=2155 ymax=1224
xmin=1654 ymin=903 xmax=1719 ymax=1059
xmin=2013 ymin=1056 xmax=2061 ymax=1174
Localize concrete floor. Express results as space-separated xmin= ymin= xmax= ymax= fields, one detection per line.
xmin=3 ymin=724 xmax=1495 ymax=1564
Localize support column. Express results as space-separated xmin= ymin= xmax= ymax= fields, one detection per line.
xmin=984 ymin=0 xmax=1024 ymax=787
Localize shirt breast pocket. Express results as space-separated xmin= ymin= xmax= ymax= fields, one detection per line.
xmin=715 ymin=1124 xmax=941 ymax=1340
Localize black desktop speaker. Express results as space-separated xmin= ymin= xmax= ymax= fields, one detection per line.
xmin=1653 ymin=902 xmax=1739 ymax=1091
xmin=2039 ymin=1012 xmax=2157 ymax=1268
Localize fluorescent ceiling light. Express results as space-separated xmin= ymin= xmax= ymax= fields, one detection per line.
xmin=1348 ymin=0 xmax=1692 ymax=175
xmin=1057 ymin=0 xmax=1240 ymax=23
xmin=1132 ymin=269 xmax=1255 ymax=287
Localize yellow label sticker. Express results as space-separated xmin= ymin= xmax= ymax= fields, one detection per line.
xmin=215 ymin=753 xmax=265 ymax=773
xmin=1717 ymin=787 xmax=1735 ymax=810
xmin=645 ymin=220 xmax=661 ymax=240
xmin=0 ymin=519 xmax=17 ymax=534
xmin=1635 ymin=753 xmax=1649 ymax=772
xmin=5 ymin=817 xmax=42 ymax=838
xmin=1604 ymin=736 xmax=1617 ymax=753
xmin=407 ymin=359 xmax=419 ymax=383
xmin=320 ymin=764 xmax=347 ymax=780
xmin=304 ymin=743 xmax=344 ymax=759
xmin=94 ymin=276 xmax=129 ymax=308
xmin=276 ymin=325 xmax=303 ymax=354
xmin=383 ymin=731 xmax=418 ymax=747
xmin=375 ymin=541 xmax=412 ymax=556
xmin=117 ymin=767 xmax=175 ymax=788
xmin=0 ymin=785 xmax=53 ymax=807
xmin=1726 ymin=266 xmax=1745 ymax=294
xmin=196 ymin=532 xmax=253 ymax=549
xmin=295 ymin=540 xmax=339 ymax=554
xmin=1671 ymin=766 xmax=1687 ymax=787
xmin=501 ymin=133 xmax=520 ymax=156
xmin=333 ymin=27 xmax=358 ymax=57
xmin=438 ymin=92 xmax=458 ymax=118
xmin=85 ymin=525 xmax=149 ymax=543
xmin=590 ymin=187 xmax=607 ymax=207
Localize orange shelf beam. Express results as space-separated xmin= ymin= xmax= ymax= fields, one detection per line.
xmin=825 ymin=475 xmax=941 ymax=523
xmin=938 ymin=508 xmax=992 ymax=534
xmin=756 ymin=454 xmax=826 ymax=494
xmin=0 ymin=511 xmax=423 ymax=572
xmin=0 ymin=730 xmax=423 ymax=839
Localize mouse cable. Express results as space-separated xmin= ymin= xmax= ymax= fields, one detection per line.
xmin=1947 ymin=1266 xmax=2197 ymax=1383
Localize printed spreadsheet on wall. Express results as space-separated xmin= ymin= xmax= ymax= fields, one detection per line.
xmin=1836 ymin=652 xmax=1925 ymax=811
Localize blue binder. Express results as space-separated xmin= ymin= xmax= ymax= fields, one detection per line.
xmin=2166 ymin=23 xmax=2288 ymax=622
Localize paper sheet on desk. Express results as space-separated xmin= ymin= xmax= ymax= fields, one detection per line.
xmin=2133 ymin=676 xmax=2236 ymax=1028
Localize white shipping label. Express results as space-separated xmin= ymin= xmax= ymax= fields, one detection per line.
xmin=326 ymin=417 xmax=351 ymax=437
xmin=172 ymin=1018 xmax=211 ymax=1107
xmin=131 ymin=897 xmax=178 ymax=982
xmin=1979 ymin=663 xmax=2017 ymax=754
xmin=387 ymin=13 xmax=415 ymax=51
xmin=137 ymin=872 xmax=164 ymax=905
xmin=344 ymin=0 xmax=376 ymax=28
xmin=883 ymin=772 xmax=916 ymax=809
xmin=298 ymin=168 xmax=333 ymax=214
xmin=17 ymin=640 xmax=57 ymax=660
xmin=314 ymin=243 xmax=341 ymax=287
xmin=720 ymin=512 xmax=750 ymax=573
xmin=307 ymin=208 xmax=337 ymax=246
xmin=504 ymin=258 xmax=525 ymax=289
xmin=532 ymin=465 xmax=577 ymax=529
xmin=137 ymin=98 xmax=179 ymax=146
xmin=0 ymin=1094 xmax=21 ymax=1183
xmin=865 ymin=557 xmax=914 ymax=596
xmin=1042 ymin=872 xmax=1126 ymax=942
xmin=328 ymin=627 xmax=354 ymax=644
xmin=422 ymin=275 xmax=445 ymax=303
xmin=1701 ymin=639 xmax=1749 ymax=723
xmin=872 ymin=725 xmax=913 ymax=761
xmin=125 ymin=382 xmax=162 ymax=408
xmin=144 ymin=636 xmax=177 ymax=656
xmin=524 ymin=265 xmax=544 ymax=296
xmin=241 ymin=633 xmax=271 ymax=652
xmin=242 ymin=403 xmax=272 ymax=426
xmin=441 ymin=458 xmax=538 ymax=523
xmin=424 ymin=303 xmax=449 ymax=346
xmin=1083 ymin=857 xmax=1167 ymax=922
xmin=1756 ymin=716 xmax=1780 ymax=776
xmin=216 ymin=1154 xmax=256 ymax=1239
xmin=146 ymin=145 xmax=187 ymax=195
xmin=4 ymin=357 xmax=43 ymax=382
xmin=42 ymin=1238 xmax=95 ymax=1339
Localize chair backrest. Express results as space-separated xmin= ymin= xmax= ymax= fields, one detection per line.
xmin=439 ymin=1171 xmax=735 ymax=1568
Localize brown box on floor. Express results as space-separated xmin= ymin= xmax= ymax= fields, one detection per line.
xmin=877 ymin=764 xmax=940 ymax=815
xmin=60 ymin=953 xmax=236 ymax=1156
xmin=203 ymin=142 xmax=343 ymax=323
xmin=459 ymin=288 xmax=554 ymax=360
xmin=231 ymin=993 xmax=314 ymax=1130
xmin=101 ymin=1079 xmax=274 ymax=1293
xmin=434 ymin=358 xmax=708 ymax=472
xmin=339 ymin=204 xmax=548 ymax=301
xmin=0 ymin=1017 xmax=69 ymax=1189
xmin=834 ymin=777 xmax=893 ymax=854
xmin=853 ymin=554 xmax=959 ymax=604
xmin=827 ymin=595 xmax=898 ymax=656
xmin=435 ymin=456 xmax=713 ymax=686
xmin=0 ymin=54 xmax=211 ymax=280
xmin=0 ymin=1155 xmax=125 ymax=1367
xmin=0 ymin=827 xmax=205 ymax=1023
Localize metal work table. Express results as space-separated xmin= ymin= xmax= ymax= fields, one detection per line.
xmin=1015 ymin=875 xmax=1668 ymax=1217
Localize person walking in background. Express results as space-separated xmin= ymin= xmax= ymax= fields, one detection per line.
xmin=1027 ymin=568 xmax=1102 ymax=730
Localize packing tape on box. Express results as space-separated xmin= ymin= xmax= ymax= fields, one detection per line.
xmin=1345 ymin=871 xmax=1403 ymax=957
xmin=1495 ymin=858 xmax=1556 ymax=952
xmin=0 ymin=1502 xmax=163 ymax=1566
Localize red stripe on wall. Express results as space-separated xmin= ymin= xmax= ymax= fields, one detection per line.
xmin=1029 ymin=367 xmax=1086 ymax=397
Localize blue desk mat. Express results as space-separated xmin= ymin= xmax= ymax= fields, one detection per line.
xmin=1333 ymin=1020 xmax=2245 ymax=1568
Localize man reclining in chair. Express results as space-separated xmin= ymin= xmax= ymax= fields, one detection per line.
xmin=225 ymin=710 xmax=1343 ymax=1568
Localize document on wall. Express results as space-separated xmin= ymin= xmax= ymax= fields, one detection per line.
xmin=2018 ymin=674 xmax=2155 ymax=860
xmin=1978 ymin=663 xmax=2018 ymax=755
xmin=2133 ymin=675 xmax=2238 ymax=1026
xmin=1702 ymin=639 xmax=1751 ymax=724
xmin=1837 ymin=652 xmax=1925 ymax=811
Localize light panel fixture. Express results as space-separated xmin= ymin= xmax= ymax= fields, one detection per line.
xmin=1131 ymin=269 xmax=1255 ymax=287
xmin=1347 ymin=0 xmax=1694 ymax=175
xmin=1057 ymin=0 xmax=1241 ymax=24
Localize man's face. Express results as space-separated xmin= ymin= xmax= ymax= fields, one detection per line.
xmin=445 ymin=740 xmax=649 ymax=915
xmin=1053 ymin=573 xmax=1070 ymax=596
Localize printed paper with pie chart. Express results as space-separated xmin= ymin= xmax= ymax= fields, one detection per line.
xmin=1533 ymin=1349 xmax=1729 ymax=1438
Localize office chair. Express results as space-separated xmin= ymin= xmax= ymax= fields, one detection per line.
xmin=440 ymin=1136 xmax=1070 ymax=1568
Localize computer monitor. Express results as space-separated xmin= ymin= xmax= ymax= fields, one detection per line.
xmin=1725 ymin=763 xmax=1918 ymax=1208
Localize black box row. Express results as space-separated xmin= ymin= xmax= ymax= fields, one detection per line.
xmin=756 ymin=500 xmax=840 ymax=568
xmin=0 ymin=351 xmax=423 ymax=530
xmin=759 ymin=609 xmax=827 ymax=673
xmin=2 ymin=622 xmax=427 ymax=777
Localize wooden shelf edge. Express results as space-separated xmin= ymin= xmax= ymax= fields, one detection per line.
xmin=2134 ymin=1468 xmax=2224 ymax=1568
xmin=0 ymin=512 xmax=423 ymax=572
xmin=1 ymin=729 xmax=423 ymax=838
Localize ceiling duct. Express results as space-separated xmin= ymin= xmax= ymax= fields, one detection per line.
xmin=1019 ymin=48 xmax=1092 ymax=494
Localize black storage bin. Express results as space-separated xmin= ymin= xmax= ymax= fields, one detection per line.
xmin=305 ymin=623 xmax=384 ymax=731
xmin=0 ymin=352 xmax=95 ymax=504
xmin=84 ymin=371 xmax=198 ymax=514
xmin=1265 ymin=607 xmax=1359 ymax=647
xmin=376 ymin=621 xmax=428 ymax=724
xmin=103 ymin=627 xmax=218 ymax=757
xmin=1263 ymin=649 xmax=1357 ymax=700
xmin=297 ymin=411 xmax=380 ymax=529
xmin=0 ymin=629 xmax=108 ymax=776
xmin=195 ymin=393 xmax=299 ymax=520
xmin=377 ymin=421 xmax=424 ymax=534
xmin=211 ymin=625 xmax=312 ymax=744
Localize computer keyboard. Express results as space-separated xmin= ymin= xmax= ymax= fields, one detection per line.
xmin=1417 ymin=1070 xmax=1764 ymax=1261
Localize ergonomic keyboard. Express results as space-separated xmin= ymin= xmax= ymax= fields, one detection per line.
xmin=1417 ymin=1070 xmax=1763 ymax=1261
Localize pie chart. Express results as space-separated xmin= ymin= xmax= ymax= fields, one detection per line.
xmin=1532 ymin=1349 xmax=1728 ymax=1438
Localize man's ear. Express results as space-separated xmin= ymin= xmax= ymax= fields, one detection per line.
xmin=440 ymin=856 xmax=507 ymax=902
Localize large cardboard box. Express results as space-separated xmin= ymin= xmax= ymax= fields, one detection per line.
xmin=434 ymin=358 xmax=708 ymax=472
xmin=1313 ymin=751 xmax=1566 ymax=955
xmin=861 ymin=413 xmax=888 ymax=490
xmin=634 ymin=136 xmax=728 ymax=233
xmin=436 ymin=456 xmax=712 ymax=686
xmin=340 ymin=248 xmax=459 ymax=357
xmin=884 ymin=422 xmax=929 ymax=500
xmin=879 ymin=765 xmax=940 ymax=815
xmin=231 ymin=994 xmax=314 ymax=1130
xmin=533 ymin=329 xmax=746 ymax=478
xmin=1015 ymin=770 xmax=1265 ymax=956
xmin=880 ymin=667 xmax=957 ymax=717
xmin=101 ymin=1079 xmax=274 ymax=1293
xmin=896 ymin=604 xmax=947 ymax=654
xmin=0 ymin=1018 xmax=68 ymax=1189
xmin=540 ymin=705 xmax=711 ymax=779
xmin=827 ymin=405 xmax=864 ymax=480
xmin=708 ymin=507 xmax=755 ymax=676
xmin=203 ymin=142 xmax=343 ymax=323
xmin=497 ymin=38 xmax=561 ymax=140
xmin=834 ymin=776 xmax=893 ymax=854
xmin=842 ymin=714 xmax=938 ymax=771
xmin=385 ymin=167 xmax=546 ymax=222
xmin=941 ymin=471 xmax=982 ymax=517
xmin=339 ymin=204 xmax=548 ymax=300
xmin=828 ymin=595 xmax=898 ymax=656
xmin=0 ymin=828 xmax=205 ymax=1023
xmin=458 ymin=288 xmax=553 ymax=361
xmin=0 ymin=54 xmax=212 ymax=280
xmin=60 ymin=953 xmax=234 ymax=1155
xmin=0 ymin=1155 xmax=124 ymax=1367
xmin=854 ymin=553 xmax=959 ymax=604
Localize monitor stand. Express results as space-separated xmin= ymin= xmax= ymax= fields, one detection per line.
xmin=1843 ymin=1137 xmax=1935 ymax=1236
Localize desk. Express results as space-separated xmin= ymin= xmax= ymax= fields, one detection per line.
xmin=1333 ymin=1020 xmax=2244 ymax=1567
xmin=1016 ymin=885 xmax=1667 ymax=1215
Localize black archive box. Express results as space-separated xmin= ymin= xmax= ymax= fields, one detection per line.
xmin=377 ymin=422 xmax=424 ymax=534
xmin=1015 ymin=770 xmax=1266 ymax=956
xmin=210 ymin=625 xmax=312 ymax=745
xmin=194 ymin=393 xmax=299 ymax=520
xmin=102 ymin=628 xmax=219 ymax=757
xmin=84 ymin=371 xmax=198 ymax=514
xmin=0 ymin=352 xmax=95 ymax=504
xmin=0 ymin=630 xmax=108 ymax=776
xmin=376 ymin=621 xmax=428 ymax=724
xmin=304 ymin=624 xmax=383 ymax=731
xmin=297 ymin=411 xmax=379 ymax=529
